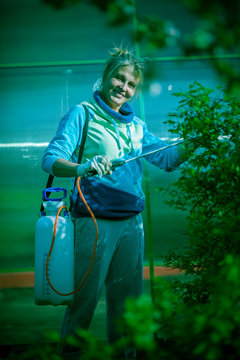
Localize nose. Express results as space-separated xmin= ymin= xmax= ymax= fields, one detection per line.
xmin=119 ymin=81 xmax=128 ymax=91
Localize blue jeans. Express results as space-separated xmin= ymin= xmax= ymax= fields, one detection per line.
xmin=60 ymin=214 xmax=144 ymax=344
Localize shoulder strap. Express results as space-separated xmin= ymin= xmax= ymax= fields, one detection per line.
xmin=73 ymin=104 xmax=89 ymax=188
xmin=40 ymin=104 xmax=90 ymax=213
xmin=77 ymin=104 xmax=89 ymax=165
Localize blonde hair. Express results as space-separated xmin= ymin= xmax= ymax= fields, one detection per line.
xmin=101 ymin=46 xmax=145 ymax=93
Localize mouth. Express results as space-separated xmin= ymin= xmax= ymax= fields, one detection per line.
xmin=112 ymin=90 xmax=125 ymax=99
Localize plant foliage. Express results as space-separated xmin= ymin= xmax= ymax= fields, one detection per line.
xmin=163 ymin=82 xmax=240 ymax=287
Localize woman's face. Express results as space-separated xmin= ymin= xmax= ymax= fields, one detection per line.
xmin=100 ymin=65 xmax=139 ymax=112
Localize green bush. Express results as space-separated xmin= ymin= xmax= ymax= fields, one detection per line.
xmin=162 ymin=82 xmax=240 ymax=299
xmin=119 ymin=255 xmax=240 ymax=360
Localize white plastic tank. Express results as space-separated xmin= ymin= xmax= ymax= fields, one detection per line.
xmin=35 ymin=187 xmax=74 ymax=306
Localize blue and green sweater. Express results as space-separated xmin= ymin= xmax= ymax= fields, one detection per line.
xmin=42 ymin=91 xmax=183 ymax=219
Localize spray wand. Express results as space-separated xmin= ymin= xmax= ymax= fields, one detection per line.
xmin=83 ymin=139 xmax=185 ymax=178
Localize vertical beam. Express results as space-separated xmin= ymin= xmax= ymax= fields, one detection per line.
xmin=132 ymin=0 xmax=155 ymax=304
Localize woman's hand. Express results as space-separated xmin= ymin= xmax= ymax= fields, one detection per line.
xmin=77 ymin=155 xmax=112 ymax=178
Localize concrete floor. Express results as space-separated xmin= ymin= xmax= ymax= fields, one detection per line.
xmin=0 ymin=282 xmax=152 ymax=359
xmin=0 ymin=287 xmax=107 ymax=358
xmin=0 ymin=288 xmax=107 ymax=344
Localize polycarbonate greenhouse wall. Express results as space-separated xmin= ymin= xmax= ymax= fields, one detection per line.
xmin=0 ymin=0 xmax=235 ymax=271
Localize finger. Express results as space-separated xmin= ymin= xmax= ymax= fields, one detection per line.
xmin=98 ymin=162 xmax=107 ymax=175
xmin=91 ymin=158 xmax=103 ymax=177
xmin=100 ymin=156 xmax=112 ymax=170
xmin=96 ymin=156 xmax=112 ymax=174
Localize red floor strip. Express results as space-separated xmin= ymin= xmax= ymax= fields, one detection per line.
xmin=0 ymin=267 xmax=185 ymax=289
xmin=0 ymin=272 xmax=35 ymax=289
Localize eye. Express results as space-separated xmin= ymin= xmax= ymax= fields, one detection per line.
xmin=116 ymin=75 xmax=124 ymax=81
xmin=129 ymin=82 xmax=137 ymax=89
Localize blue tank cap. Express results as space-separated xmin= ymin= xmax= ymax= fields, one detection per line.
xmin=42 ymin=187 xmax=67 ymax=201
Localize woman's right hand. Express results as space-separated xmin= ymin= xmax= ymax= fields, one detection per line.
xmin=77 ymin=155 xmax=112 ymax=178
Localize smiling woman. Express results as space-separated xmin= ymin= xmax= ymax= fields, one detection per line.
xmin=41 ymin=45 xmax=187 ymax=358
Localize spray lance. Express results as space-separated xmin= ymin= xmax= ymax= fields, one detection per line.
xmin=82 ymin=139 xmax=186 ymax=178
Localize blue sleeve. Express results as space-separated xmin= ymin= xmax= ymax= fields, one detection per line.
xmin=41 ymin=105 xmax=85 ymax=175
xmin=142 ymin=125 xmax=183 ymax=172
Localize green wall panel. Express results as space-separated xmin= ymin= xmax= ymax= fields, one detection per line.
xmin=0 ymin=0 xmax=230 ymax=271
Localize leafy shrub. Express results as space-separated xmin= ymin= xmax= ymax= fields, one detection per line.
xmin=162 ymin=82 xmax=240 ymax=300
xmin=119 ymin=255 xmax=240 ymax=360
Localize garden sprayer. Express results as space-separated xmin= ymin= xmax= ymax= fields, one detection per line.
xmin=34 ymin=139 xmax=185 ymax=305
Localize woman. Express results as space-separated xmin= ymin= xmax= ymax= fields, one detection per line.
xmin=42 ymin=46 xmax=185 ymax=357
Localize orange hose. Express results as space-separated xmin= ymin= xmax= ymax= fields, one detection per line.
xmin=46 ymin=176 xmax=98 ymax=296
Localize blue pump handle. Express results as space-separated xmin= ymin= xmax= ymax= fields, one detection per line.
xmin=42 ymin=187 xmax=67 ymax=201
